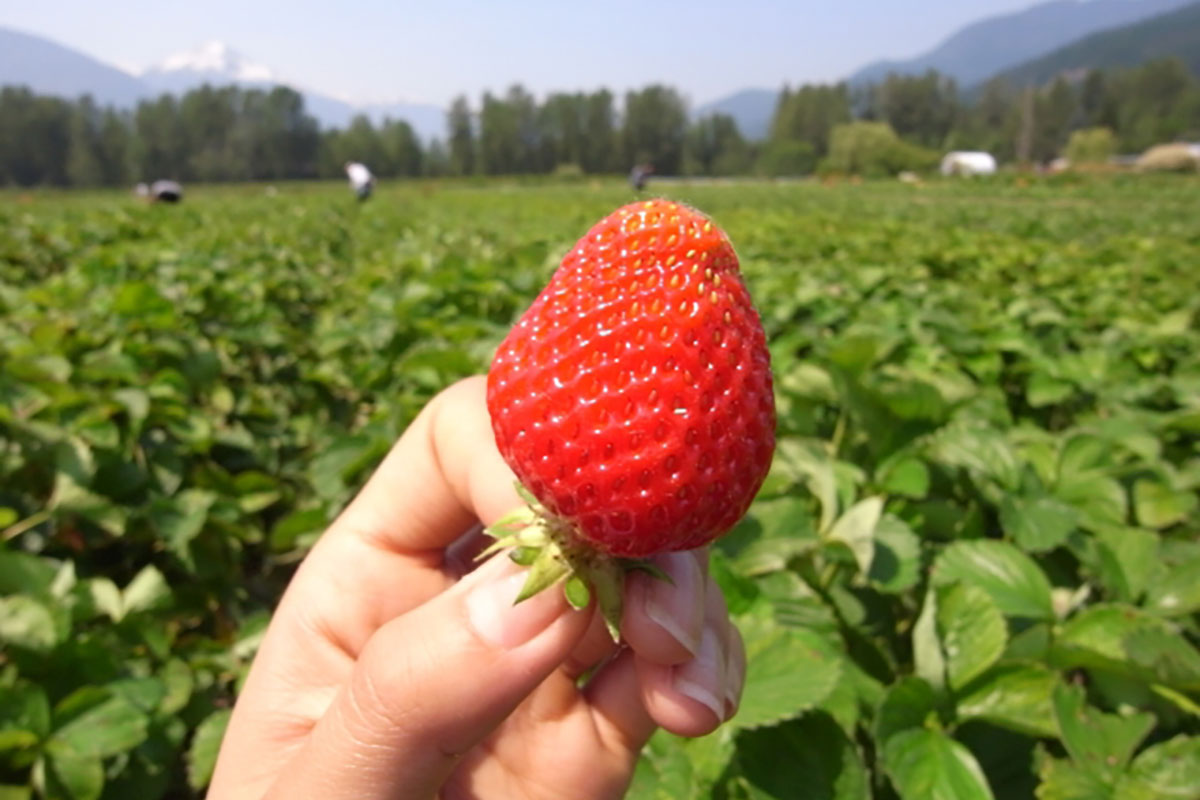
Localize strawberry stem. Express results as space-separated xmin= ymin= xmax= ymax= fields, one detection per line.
xmin=479 ymin=483 xmax=664 ymax=642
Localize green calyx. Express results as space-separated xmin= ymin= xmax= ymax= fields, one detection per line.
xmin=478 ymin=484 xmax=671 ymax=641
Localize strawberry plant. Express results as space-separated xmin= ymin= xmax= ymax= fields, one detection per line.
xmin=0 ymin=177 xmax=1197 ymax=798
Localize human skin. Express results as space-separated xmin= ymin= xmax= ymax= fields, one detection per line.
xmin=208 ymin=376 xmax=746 ymax=800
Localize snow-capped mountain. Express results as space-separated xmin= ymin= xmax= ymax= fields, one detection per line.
xmin=133 ymin=40 xmax=445 ymax=140
xmin=139 ymin=41 xmax=276 ymax=91
xmin=139 ymin=41 xmax=278 ymax=95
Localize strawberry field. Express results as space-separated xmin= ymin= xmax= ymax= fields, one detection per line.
xmin=2 ymin=176 xmax=1199 ymax=798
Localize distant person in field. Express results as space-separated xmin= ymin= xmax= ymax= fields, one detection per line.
xmin=629 ymin=163 xmax=653 ymax=192
xmin=345 ymin=161 xmax=375 ymax=201
xmin=135 ymin=180 xmax=183 ymax=203
xmin=207 ymin=377 xmax=744 ymax=800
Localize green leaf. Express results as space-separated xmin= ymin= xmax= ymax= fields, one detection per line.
xmin=1052 ymin=604 xmax=1174 ymax=676
xmin=1028 ymin=372 xmax=1073 ymax=407
xmin=1055 ymin=471 xmax=1128 ymax=529
xmin=1122 ymin=627 xmax=1200 ymax=691
xmin=309 ymin=434 xmax=381 ymax=501
xmin=49 ymin=479 xmax=127 ymax=536
xmin=38 ymin=745 xmax=103 ymax=800
xmin=0 ymin=595 xmax=59 ymax=652
xmin=187 ymin=709 xmax=232 ymax=791
xmin=868 ymin=515 xmax=921 ymax=593
xmin=933 ymin=540 xmax=1054 ymax=621
xmin=121 ymin=565 xmax=171 ymax=616
xmin=928 ymin=423 xmax=1021 ymax=492
xmin=54 ymin=437 xmax=95 ymax=486
xmin=149 ymin=489 xmax=215 ymax=560
xmin=937 ymin=583 xmax=1007 ymax=691
xmin=1113 ymin=735 xmax=1200 ymax=800
xmin=724 ymin=497 xmax=819 ymax=576
xmin=708 ymin=551 xmax=759 ymax=614
xmin=737 ymin=713 xmax=870 ymax=800
xmin=880 ymin=457 xmax=930 ymax=499
xmin=0 ymin=551 xmax=57 ymax=597
xmin=269 ymin=507 xmax=328 ymax=552
xmin=159 ymin=659 xmax=193 ymax=715
xmin=999 ymin=494 xmax=1077 ymax=552
xmin=914 ymin=586 xmax=947 ymax=691
xmin=1052 ymin=684 xmax=1154 ymax=780
xmin=956 ymin=664 xmax=1058 ymax=738
xmin=1091 ymin=526 xmax=1159 ymax=604
xmin=776 ymin=439 xmax=838 ymax=533
xmin=86 ymin=578 xmax=122 ymax=622
xmin=1133 ymin=479 xmax=1196 ymax=529
xmin=1145 ymin=556 xmax=1200 ymax=616
xmin=1036 ymin=756 xmax=1112 ymax=800
xmin=50 ymin=687 xmax=148 ymax=758
xmin=0 ymin=785 xmax=31 ymax=800
xmin=627 ymin=731 xmax=697 ymax=800
xmin=732 ymin=610 xmax=843 ymax=730
xmin=109 ymin=678 xmax=166 ymax=714
xmin=112 ymin=388 xmax=149 ymax=428
xmin=829 ymin=335 xmax=882 ymax=375
xmin=883 ymin=729 xmax=995 ymax=800
xmin=824 ymin=496 xmax=882 ymax=574
xmin=0 ymin=683 xmax=51 ymax=741
xmin=875 ymin=677 xmax=938 ymax=744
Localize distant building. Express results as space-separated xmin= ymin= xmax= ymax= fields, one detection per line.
xmin=1136 ymin=143 xmax=1200 ymax=172
xmin=940 ymin=151 xmax=997 ymax=177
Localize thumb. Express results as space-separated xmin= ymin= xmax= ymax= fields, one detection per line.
xmin=264 ymin=554 xmax=592 ymax=800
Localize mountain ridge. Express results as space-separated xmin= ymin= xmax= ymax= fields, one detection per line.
xmin=848 ymin=0 xmax=1194 ymax=86
xmin=0 ymin=27 xmax=445 ymax=140
xmin=0 ymin=26 xmax=148 ymax=107
xmin=989 ymin=0 xmax=1200 ymax=86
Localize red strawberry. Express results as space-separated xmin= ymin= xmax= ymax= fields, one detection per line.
xmin=484 ymin=198 xmax=775 ymax=634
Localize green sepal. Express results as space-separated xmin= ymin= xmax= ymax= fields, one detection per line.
xmin=515 ymin=546 xmax=571 ymax=603
xmin=480 ymin=483 xmax=660 ymax=641
xmin=592 ymin=560 xmax=625 ymax=642
xmin=514 ymin=482 xmax=542 ymax=508
xmin=484 ymin=506 xmax=538 ymax=538
xmin=622 ymin=558 xmax=675 ymax=585
xmin=509 ymin=546 xmax=539 ymax=566
xmin=564 ymin=576 xmax=592 ymax=610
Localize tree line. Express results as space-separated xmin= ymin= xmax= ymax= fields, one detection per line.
xmin=1 ymin=57 xmax=1198 ymax=187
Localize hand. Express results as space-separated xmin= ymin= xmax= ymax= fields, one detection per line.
xmin=208 ymin=376 xmax=746 ymax=800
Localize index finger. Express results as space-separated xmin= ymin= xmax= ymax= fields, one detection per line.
xmin=331 ymin=375 xmax=522 ymax=555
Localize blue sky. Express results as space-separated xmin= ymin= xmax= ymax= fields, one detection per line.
xmin=5 ymin=0 xmax=1038 ymax=106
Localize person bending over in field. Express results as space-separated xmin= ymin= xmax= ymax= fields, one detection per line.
xmin=345 ymin=161 xmax=375 ymax=201
xmin=629 ymin=163 xmax=653 ymax=192
xmin=208 ymin=377 xmax=744 ymax=800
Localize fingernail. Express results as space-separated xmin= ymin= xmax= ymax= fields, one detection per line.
xmin=466 ymin=565 xmax=567 ymax=649
xmin=724 ymin=644 xmax=744 ymax=720
xmin=671 ymin=627 xmax=725 ymax=721
xmin=641 ymin=552 xmax=704 ymax=656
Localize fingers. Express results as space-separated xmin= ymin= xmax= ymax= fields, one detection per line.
xmin=262 ymin=554 xmax=593 ymax=800
xmin=562 ymin=548 xmax=708 ymax=685
xmin=585 ymin=558 xmax=747 ymax=750
xmin=634 ymin=582 xmax=739 ymax=738
xmin=621 ymin=550 xmax=708 ymax=664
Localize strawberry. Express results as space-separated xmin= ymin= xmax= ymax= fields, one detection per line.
xmin=484 ymin=198 xmax=775 ymax=635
